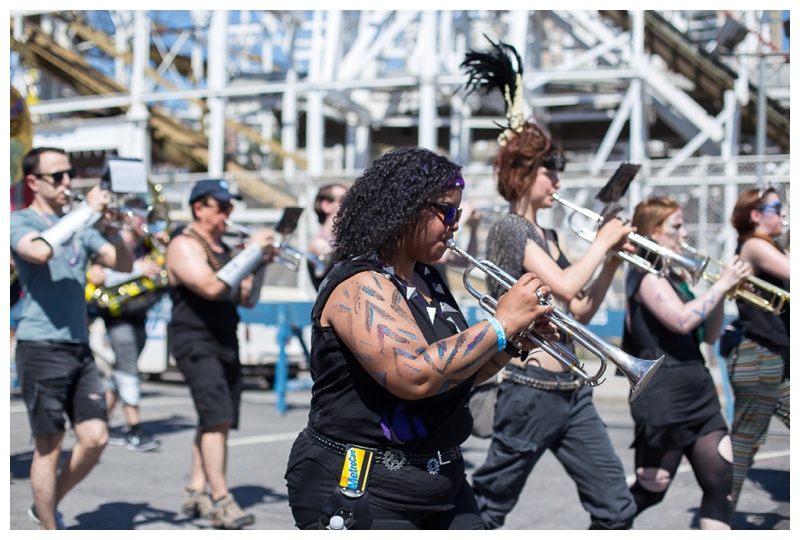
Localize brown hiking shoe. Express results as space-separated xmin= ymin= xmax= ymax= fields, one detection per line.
xmin=210 ymin=493 xmax=255 ymax=530
xmin=182 ymin=488 xmax=214 ymax=519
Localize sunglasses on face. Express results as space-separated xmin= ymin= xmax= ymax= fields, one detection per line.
xmin=34 ymin=168 xmax=78 ymax=186
xmin=428 ymin=202 xmax=462 ymax=227
xmin=204 ymin=199 xmax=234 ymax=214
xmin=542 ymin=153 xmax=566 ymax=172
xmin=759 ymin=201 xmax=783 ymax=215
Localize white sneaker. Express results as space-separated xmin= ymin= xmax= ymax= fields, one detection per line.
xmin=28 ymin=503 xmax=66 ymax=530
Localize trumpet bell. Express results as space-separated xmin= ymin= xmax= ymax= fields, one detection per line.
xmin=622 ymin=354 xmax=664 ymax=402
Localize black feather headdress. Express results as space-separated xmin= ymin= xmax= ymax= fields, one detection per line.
xmin=460 ymin=36 xmax=525 ymax=145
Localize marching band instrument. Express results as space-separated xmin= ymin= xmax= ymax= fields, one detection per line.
xmin=552 ymin=193 xmax=708 ymax=283
xmin=85 ymin=182 xmax=172 ymax=315
xmin=680 ymin=242 xmax=790 ymax=315
xmin=225 ymin=219 xmax=327 ymax=276
xmin=11 ymin=86 xmax=33 ymax=287
xmin=11 ymin=86 xmax=33 ymax=185
xmin=446 ymin=239 xmax=664 ymax=402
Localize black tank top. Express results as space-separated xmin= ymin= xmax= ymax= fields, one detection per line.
xmin=734 ymin=238 xmax=789 ymax=351
xmin=307 ymin=257 xmax=474 ymax=451
xmin=623 ymin=268 xmax=704 ymax=367
xmin=623 ymin=267 xmax=720 ymax=426
xmin=168 ymin=229 xmax=240 ymax=362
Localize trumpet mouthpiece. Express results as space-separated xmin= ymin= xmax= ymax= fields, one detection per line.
xmin=64 ymin=188 xmax=85 ymax=201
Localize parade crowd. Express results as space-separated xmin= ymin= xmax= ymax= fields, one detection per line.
xmin=10 ymin=41 xmax=789 ymax=531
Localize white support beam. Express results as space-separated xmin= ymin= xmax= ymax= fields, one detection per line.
xmin=337 ymin=11 xmax=419 ymax=81
xmin=207 ymin=10 xmax=228 ymax=176
xmin=629 ymin=11 xmax=646 ymax=167
xmin=306 ymin=11 xmax=325 ymax=175
xmin=554 ymin=31 xmax=630 ymax=73
xmin=417 ymin=11 xmax=437 ymax=150
xmin=127 ymin=10 xmax=150 ymax=162
xmin=590 ymin=84 xmax=635 ymax=175
xmin=644 ymin=66 xmax=724 ymax=143
xmin=282 ymin=67 xmax=299 ymax=178
xmin=654 ymin=110 xmax=729 ymax=178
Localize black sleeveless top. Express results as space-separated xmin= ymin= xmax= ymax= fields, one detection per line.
xmin=168 ymin=229 xmax=239 ymax=362
xmin=733 ymin=239 xmax=790 ymax=351
xmin=623 ymin=267 xmax=720 ymax=427
xmin=307 ymin=256 xmax=337 ymax=292
xmin=307 ymin=257 xmax=474 ymax=451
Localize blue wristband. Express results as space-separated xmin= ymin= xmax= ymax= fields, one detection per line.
xmin=485 ymin=317 xmax=507 ymax=352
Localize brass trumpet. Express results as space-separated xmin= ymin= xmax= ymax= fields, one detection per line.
xmin=225 ymin=219 xmax=327 ymax=276
xmin=552 ymin=193 xmax=708 ymax=283
xmin=680 ymin=242 xmax=790 ymax=315
xmin=446 ymin=239 xmax=664 ymax=402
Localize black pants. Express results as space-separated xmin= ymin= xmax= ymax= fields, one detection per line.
xmin=472 ymin=369 xmax=636 ymax=530
xmin=286 ymin=436 xmax=484 ymax=530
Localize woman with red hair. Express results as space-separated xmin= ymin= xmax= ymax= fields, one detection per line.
xmin=622 ymin=196 xmax=750 ymax=529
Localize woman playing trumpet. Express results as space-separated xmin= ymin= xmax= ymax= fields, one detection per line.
xmin=463 ymin=38 xmax=638 ymax=530
xmin=469 ymin=121 xmax=641 ymax=530
xmin=622 ymin=197 xmax=751 ymax=529
xmin=284 ymin=146 xmax=555 ymax=530
xmin=725 ymin=188 xmax=790 ymax=510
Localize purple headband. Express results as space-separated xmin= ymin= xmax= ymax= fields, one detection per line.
xmin=445 ymin=173 xmax=465 ymax=189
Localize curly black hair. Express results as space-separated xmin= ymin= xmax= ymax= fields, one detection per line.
xmin=333 ymin=146 xmax=463 ymax=261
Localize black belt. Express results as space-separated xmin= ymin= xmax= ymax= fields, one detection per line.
xmin=502 ymin=369 xmax=584 ymax=391
xmin=305 ymin=427 xmax=462 ymax=475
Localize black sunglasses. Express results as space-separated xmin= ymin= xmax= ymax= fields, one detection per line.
xmin=428 ymin=202 xmax=462 ymax=227
xmin=542 ymin=153 xmax=566 ymax=172
xmin=203 ymin=199 xmax=234 ymax=214
xmin=34 ymin=168 xmax=78 ymax=186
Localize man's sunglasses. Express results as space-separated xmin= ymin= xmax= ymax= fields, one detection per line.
xmin=542 ymin=153 xmax=566 ymax=172
xmin=34 ymin=168 xmax=78 ymax=186
xmin=203 ymin=199 xmax=234 ymax=214
xmin=759 ymin=201 xmax=783 ymax=215
xmin=428 ymin=202 xmax=462 ymax=227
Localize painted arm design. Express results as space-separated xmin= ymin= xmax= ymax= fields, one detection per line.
xmin=327 ymin=271 xmax=498 ymax=400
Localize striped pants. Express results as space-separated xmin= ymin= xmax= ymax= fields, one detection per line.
xmin=727 ymin=339 xmax=790 ymax=508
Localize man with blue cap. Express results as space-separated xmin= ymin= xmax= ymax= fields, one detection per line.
xmin=166 ymin=179 xmax=276 ymax=529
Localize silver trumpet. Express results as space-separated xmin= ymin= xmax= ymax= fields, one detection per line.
xmin=446 ymin=239 xmax=664 ymax=402
xmin=552 ymin=193 xmax=708 ymax=283
xmin=64 ymin=188 xmax=153 ymax=235
xmin=225 ymin=219 xmax=327 ymax=275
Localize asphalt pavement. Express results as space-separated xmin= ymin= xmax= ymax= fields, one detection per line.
xmin=8 ymin=361 xmax=790 ymax=531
